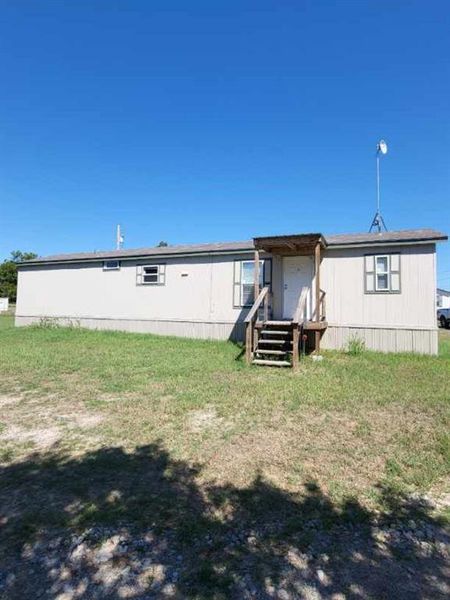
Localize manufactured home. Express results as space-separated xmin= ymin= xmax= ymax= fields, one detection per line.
xmin=16 ymin=228 xmax=447 ymax=365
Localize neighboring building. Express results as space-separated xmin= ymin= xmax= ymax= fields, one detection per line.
xmin=437 ymin=287 xmax=450 ymax=309
xmin=0 ymin=298 xmax=9 ymax=312
xmin=16 ymin=228 xmax=447 ymax=359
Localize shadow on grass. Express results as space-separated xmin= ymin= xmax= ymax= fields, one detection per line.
xmin=0 ymin=443 xmax=448 ymax=599
xmin=231 ymin=340 xmax=246 ymax=362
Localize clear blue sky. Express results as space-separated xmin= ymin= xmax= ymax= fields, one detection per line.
xmin=1 ymin=1 xmax=449 ymax=287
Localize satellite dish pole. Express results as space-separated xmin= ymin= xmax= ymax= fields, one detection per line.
xmin=116 ymin=224 xmax=124 ymax=250
xmin=369 ymin=139 xmax=388 ymax=233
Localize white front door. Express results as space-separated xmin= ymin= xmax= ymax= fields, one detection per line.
xmin=282 ymin=256 xmax=313 ymax=319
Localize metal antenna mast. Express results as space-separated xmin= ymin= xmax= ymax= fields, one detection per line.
xmin=116 ymin=224 xmax=124 ymax=250
xmin=369 ymin=139 xmax=388 ymax=233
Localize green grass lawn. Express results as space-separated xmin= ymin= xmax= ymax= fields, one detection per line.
xmin=0 ymin=315 xmax=449 ymax=597
xmin=0 ymin=314 xmax=448 ymax=500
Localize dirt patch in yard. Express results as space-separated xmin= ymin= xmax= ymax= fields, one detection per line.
xmin=0 ymin=424 xmax=62 ymax=448
xmin=0 ymin=394 xmax=22 ymax=408
xmin=187 ymin=407 xmax=225 ymax=433
xmin=59 ymin=413 xmax=105 ymax=429
xmin=0 ymin=392 xmax=106 ymax=458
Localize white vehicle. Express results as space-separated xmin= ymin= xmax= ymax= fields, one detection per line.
xmin=437 ymin=308 xmax=450 ymax=329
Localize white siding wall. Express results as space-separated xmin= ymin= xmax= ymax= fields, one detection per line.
xmin=16 ymin=254 xmax=253 ymax=339
xmin=322 ymin=326 xmax=438 ymax=355
xmin=320 ymin=244 xmax=437 ymax=329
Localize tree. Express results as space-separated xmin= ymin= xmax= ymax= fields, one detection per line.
xmin=10 ymin=250 xmax=38 ymax=263
xmin=157 ymin=241 xmax=168 ymax=247
xmin=0 ymin=251 xmax=37 ymax=302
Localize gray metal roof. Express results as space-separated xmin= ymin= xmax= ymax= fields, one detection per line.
xmin=22 ymin=240 xmax=255 ymax=265
xmin=21 ymin=228 xmax=447 ymax=266
xmin=325 ymin=228 xmax=447 ymax=247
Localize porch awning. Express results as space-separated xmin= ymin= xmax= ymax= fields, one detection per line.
xmin=253 ymin=233 xmax=326 ymax=255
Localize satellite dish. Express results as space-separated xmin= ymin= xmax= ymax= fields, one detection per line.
xmin=377 ymin=139 xmax=388 ymax=155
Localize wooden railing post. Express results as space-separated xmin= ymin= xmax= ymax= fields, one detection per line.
xmin=263 ymin=291 xmax=269 ymax=322
xmin=253 ymin=325 xmax=259 ymax=353
xmin=292 ymin=326 xmax=299 ymax=369
xmin=245 ymin=322 xmax=252 ymax=365
xmin=244 ymin=286 xmax=269 ymax=366
xmin=291 ymin=286 xmax=309 ymax=369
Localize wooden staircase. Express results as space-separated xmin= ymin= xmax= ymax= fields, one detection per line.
xmin=252 ymin=321 xmax=293 ymax=367
xmin=244 ymin=286 xmax=327 ymax=369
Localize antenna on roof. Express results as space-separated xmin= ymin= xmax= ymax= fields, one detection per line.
xmin=116 ymin=224 xmax=124 ymax=250
xmin=369 ymin=140 xmax=388 ymax=233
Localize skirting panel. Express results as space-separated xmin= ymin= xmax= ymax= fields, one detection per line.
xmin=15 ymin=315 xmax=246 ymax=342
xmin=15 ymin=316 xmax=439 ymax=354
xmin=321 ymin=325 xmax=438 ymax=355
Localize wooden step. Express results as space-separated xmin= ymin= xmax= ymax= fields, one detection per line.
xmin=257 ymin=339 xmax=288 ymax=345
xmin=261 ymin=330 xmax=290 ymax=336
xmin=255 ymin=349 xmax=289 ymax=355
xmin=303 ymin=320 xmax=328 ymax=331
xmin=252 ymin=359 xmax=291 ymax=367
xmin=263 ymin=320 xmax=292 ymax=327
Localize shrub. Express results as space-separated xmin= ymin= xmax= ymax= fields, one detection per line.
xmin=346 ymin=336 xmax=366 ymax=355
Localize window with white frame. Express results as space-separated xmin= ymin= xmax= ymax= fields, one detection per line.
xmin=103 ymin=260 xmax=121 ymax=270
xmin=364 ymin=254 xmax=401 ymax=293
xmin=233 ymin=259 xmax=271 ymax=307
xmin=136 ymin=264 xmax=166 ymax=285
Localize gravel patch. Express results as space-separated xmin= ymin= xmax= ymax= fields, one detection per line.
xmin=1 ymin=515 xmax=449 ymax=599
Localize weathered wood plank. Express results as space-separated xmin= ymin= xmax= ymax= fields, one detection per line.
xmin=292 ymin=327 xmax=300 ymax=369
xmin=252 ymin=359 xmax=291 ymax=367
xmin=292 ymin=286 xmax=309 ymax=325
xmin=244 ymin=286 xmax=269 ymax=324
xmin=245 ymin=323 xmax=252 ymax=365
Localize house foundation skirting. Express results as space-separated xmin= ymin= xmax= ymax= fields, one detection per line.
xmin=15 ymin=315 xmax=245 ymax=342
xmin=15 ymin=316 xmax=438 ymax=354
xmin=321 ymin=325 xmax=438 ymax=355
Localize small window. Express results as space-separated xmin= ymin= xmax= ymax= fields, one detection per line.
xmin=103 ymin=260 xmax=120 ymax=270
xmin=233 ymin=259 xmax=272 ymax=307
xmin=364 ymin=254 xmax=401 ymax=294
xmin=241 ymin=260 xmax=264 ymax=306
xmin=375 ymin=256 xmax=389 ymax=291
xmin=136 ymin=264 xmax=166 ymax=285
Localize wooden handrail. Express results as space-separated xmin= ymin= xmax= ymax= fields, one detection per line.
xmin=313 ymin=289 xmax=327 ymax=321
xmin=319 ymin=289 xmax=326 ymax=321
xmin=291 ymin=286 xmax=308 ymax=370
xmin=244 ymin=286 xmax=269 ymax=324
xmin=292 ymin=286 xmax=309 ymax=325
xmin=245 ymin=286 xmax=270 ymax=365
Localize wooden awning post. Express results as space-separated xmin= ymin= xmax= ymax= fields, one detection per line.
xmin=314 ymin=242 xmax=321 ymax=320
xmin=254 ymin=249 xmax=260 ymax=304
xmin=314 ymin=242 xmax=321 ymax=353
